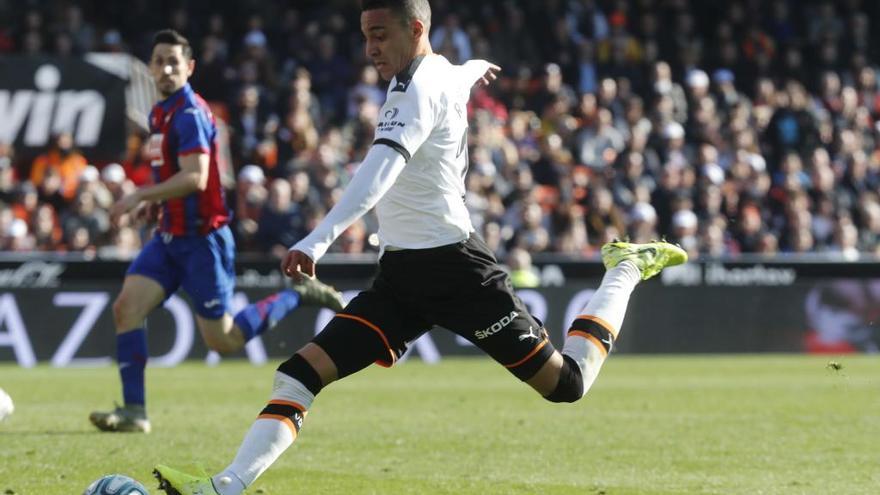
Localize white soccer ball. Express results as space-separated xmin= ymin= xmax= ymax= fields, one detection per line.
xmin=83 ymin=474 xmax=149 ymax=495
xmin=0 ymin=387 xmax=13 ymax=422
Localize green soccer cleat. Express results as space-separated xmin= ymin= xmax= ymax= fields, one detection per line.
xmin=153 ymin=465 xmax=220 ymax=495
xmin=290 ymin=275 xmax=345 ymax=312
xmin=600 ymin=240 xmax=688 ymax=280
xmin=89 ymin=404 xmax=151 ymax=433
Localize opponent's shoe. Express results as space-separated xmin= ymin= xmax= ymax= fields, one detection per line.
xmin=153 ymin=465 xmax=220 ymax=495
xmin=600 ymin=240 xmax=688 ymax=280
xmin=89 ymin=404 xmax=151 ymax=433
xmin=290 ymin=275 xmax=345 ymax=312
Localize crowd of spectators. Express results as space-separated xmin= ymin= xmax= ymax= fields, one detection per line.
xmin=1 ymin=0 xmax=880 ymax=262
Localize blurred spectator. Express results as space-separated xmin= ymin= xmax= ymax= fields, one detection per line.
xmin=31 ymin=203 xmax=62 ymax=251
xmin=232 ymin=164 xmax=268 ymax=250
xmin=430 ymin=13 xmax=472 ymax=64
xmin=190 ymin=35 xmax=231 ymax=103
xmin=60 ymin=189 xmax=109 ymax=247
xmin=256 ymin=178 xmax=306 ymax=259
xmin=346 ymin=65 xmax=385 ymax=119
xmin=3 ymin=218 xmax=34 ymax=251
xmin=97 ymin=225 xmax=142 ymax=260
xmin=12 ymin=181 xmax=39 ymax=223
xmin=229 ymin=85 xmax=273 ymax=167
xmin=671 ymin=209 xmax=699 ymax=258
xmin=506 ymin=247 xmax=540 ymax=288
xmin=628 ymin=202 xmax=659 ymax=243
xmin=121 ymin=133 xmax=154 ymax=187
xmin=29 ymin=132 xmax=88 ymax=201
xmin=307 ymin=34 xmax=351 ymax=125
xmin=100 ymin=163 xmax=134 ymax=202
xmin=2 ymin=0 xmax=880 ymax=261
xmin=0 ymin=157 xmax=18 ymax=204
xmin=585 ymin=186 xmax=626 ymax=243
xmin=331 ymin=219 xmax=367 ymax=255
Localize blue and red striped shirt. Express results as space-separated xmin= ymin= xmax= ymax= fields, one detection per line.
xmin=148 ymin=83 xmax=229 ymax=236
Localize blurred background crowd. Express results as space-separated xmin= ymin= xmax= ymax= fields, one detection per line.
xmin=1 ymin=0 xmax=879 ymax=263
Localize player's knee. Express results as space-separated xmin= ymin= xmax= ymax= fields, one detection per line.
xmin=277 ymin=352 xmax=325 ymax=396
xmin=543 ymin=355 xmax=585 ymax=403
xmin=112 ymin=294 xmax=142 ymax=331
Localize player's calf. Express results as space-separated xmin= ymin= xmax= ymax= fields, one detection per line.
xmin=205 ymin=354 xmax=323 ymax=493
xmin=201 ymin=330 xmax=244 ymax=355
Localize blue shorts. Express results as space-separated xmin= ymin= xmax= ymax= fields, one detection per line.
xmin=127 ymin=225 xmax=236 ymax=319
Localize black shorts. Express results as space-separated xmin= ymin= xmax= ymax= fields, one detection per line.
xmin=313 ymin=235 xmax=555 ymax=381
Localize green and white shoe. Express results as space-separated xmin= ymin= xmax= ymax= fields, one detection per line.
xmin=89 ymin=404 xmax=151 ymax=433
xmin=290 ymin=276 xmax=345 ymax=312
xmin=154 ymin=465 xmax=220 ymax=495
xmin=600 ymin=240 xmax=688 ymax=280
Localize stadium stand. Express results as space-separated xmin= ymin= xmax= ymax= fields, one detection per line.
xmin=0 ymin=0 xmax=879 ymax=259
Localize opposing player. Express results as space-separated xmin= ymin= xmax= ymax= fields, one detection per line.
xmin=89 ymin=30 xmax=344 ymax=434
xmin=154 ymin=2 xmax=686 ymax=492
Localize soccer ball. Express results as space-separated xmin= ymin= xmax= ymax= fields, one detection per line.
xmin=82 ymin=474 xmax=149 ymax=495
xmin=0 ymin=387 xmax=13 ymax=422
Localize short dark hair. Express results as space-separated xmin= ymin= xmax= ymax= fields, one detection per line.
xmin=361 ymin=0 xmax=431 ymax=30
xmin=151 ymin=29 xmax=192 ymax=59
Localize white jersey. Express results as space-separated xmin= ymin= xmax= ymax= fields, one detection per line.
xmin=373 ymin=54 xmax=486 ymax=249
xmin=291 ymin=54 xmax=492 ymax=262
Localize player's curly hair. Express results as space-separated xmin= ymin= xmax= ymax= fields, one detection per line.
xmin=151 ymin=29 xmax=192 ymax=60
xmin=361 ymin=0 xmax=431 ymax=30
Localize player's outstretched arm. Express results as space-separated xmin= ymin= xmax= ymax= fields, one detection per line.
xmin=282 ymin=143 xmax=407 ymax=278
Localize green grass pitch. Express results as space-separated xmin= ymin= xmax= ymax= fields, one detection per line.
xmin=0 ymin=355 xmax=878 ymax=494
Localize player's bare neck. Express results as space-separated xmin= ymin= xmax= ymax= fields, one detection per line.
xmin=415 ymin=38 xmax=432 ymax=58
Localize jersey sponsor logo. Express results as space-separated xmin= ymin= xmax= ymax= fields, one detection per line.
xmin=474 ymin=310 xmax=519 ymax=340
xmin=147 ymin=133 xmax=164 ymax=167
xmin=378 ymin=107 xmax=406 ymax=133
xmin=377 ymin=120 xmax=406 ymax=132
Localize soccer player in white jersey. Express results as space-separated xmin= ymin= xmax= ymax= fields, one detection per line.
xmin=154 ymin=1 xmax=686 ymax=493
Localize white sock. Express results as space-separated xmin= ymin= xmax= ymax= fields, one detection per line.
xmin=580 ymin=261 xmax=640 ymax=334
xmin=212 ymin=469 xmax=248 ymax=495
xmin=213 ymin=372 xmax=315 ymax=494
xmin=213 ymin=419 xmax=294 ymax=494
xmin=562 ymin=261 xmax=640 ymax=396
